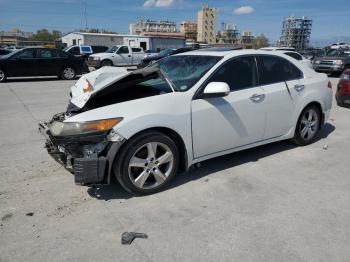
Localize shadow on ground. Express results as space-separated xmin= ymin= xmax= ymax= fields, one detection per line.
xmin=87 ymin=123 xmax=335 ymax=201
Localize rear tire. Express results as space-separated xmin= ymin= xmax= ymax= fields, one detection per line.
xmin=61 ymin=66 xmax=76 ymax=80
xmin=114 ymin=131 xmax=179 ymax=195
xmin=0 ymin=68 xmax=7 ymax=82
xmin=101 ymin=60 xmax=113 ymax=67
xmin=291 ymin=105 xmax=321 ymax=146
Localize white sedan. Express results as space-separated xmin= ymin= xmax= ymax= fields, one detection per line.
xmin=40 ymin=49 xmax=333 ymax=195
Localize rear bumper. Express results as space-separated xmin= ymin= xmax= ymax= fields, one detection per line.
xmin=335 ymin=93 xmax=350 ymax=108
xmin=39 ymin=121 xmax=124 ymax=185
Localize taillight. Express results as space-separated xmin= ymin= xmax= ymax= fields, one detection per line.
xmin=328 ymin=81 xmax=332 ymax=89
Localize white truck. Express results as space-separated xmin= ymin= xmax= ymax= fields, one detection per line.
xmin=87 ymin=45 xmax=145 ymax=68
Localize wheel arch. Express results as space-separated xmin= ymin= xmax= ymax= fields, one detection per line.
xmin=299 ymin=101 xmax=325 ymax=129
xmin=101 ymin=59 xmax=113 ymax=66
xmin=107 ymin=126 xmax=189 ymax=184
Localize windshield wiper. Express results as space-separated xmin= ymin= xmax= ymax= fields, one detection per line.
xmin=158 ymin=69 xmax=177 ymax=92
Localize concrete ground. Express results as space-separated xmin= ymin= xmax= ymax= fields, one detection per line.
xmin=0 ymin=77 xmax=349 ymax=262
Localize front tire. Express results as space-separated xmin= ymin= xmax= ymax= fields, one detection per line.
xmin=114 ymin=131 xmax=179 ymax=195
xmin=0 ymin=68 xmax=7 ymax=82
xmin=61 ymin=66 xmax=76 ymax=80
xmin=101 ymin=60 xmax=113 ymax=67
xmin=291 ymin=105 xmax=321 ymax=146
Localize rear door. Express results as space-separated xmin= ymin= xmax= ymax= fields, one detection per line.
xmin=36 ymin=49 xmax=63 ymax=76
xmin=191 ymin=56 xmax=266 ymax=158
xmin=258 ymin=55 xmax=301 ymax=139
xmin=6 ymin=49 xmax=36 ymax=76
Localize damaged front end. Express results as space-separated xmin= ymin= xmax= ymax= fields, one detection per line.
xmin=39 ymin=113 xmax=125 ymax=185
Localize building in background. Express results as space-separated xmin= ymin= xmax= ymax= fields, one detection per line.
xmin=61 ymin=32 xmax=124 ymax=47
xmin=124 ymin=35 xmax=185 ymax=52
xmin=240 ymin=31 xmax=255 ymax=49
xmin=180 ymin=21 xmax=197 ymax=42
xmin=216 ymin=23 xmax=239 ymax=44
xmin=197 ymin=4 xmax=218 ymax=44
xmin=129 ymin=18 xmax=183 ymax=38
xmin=278 ymin=16 xmax=312 ymax=51
xmin=0 ymin=29 xmax=33 ymax=46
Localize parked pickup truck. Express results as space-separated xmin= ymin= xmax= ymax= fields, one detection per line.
xmin=87 ymin=45 xmax=145 ymax=68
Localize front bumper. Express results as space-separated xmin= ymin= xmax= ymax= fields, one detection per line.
xmin=313 ymin=64 xmax=344 ymax=73
xmin=87 ymin=59 xmax=101 ymax=68
xmin=39 ymin=120 xmax=124 ymax=185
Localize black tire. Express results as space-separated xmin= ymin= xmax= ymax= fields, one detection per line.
xmin=60 ymin=66 xmax=76 ymax=80
xmin=114 ymin=131 xmax=179 ymax=195
xmin=101 ymin=60 xmax=113 ymax=67
xmin=0 ymin=68 xmax=7 ymax=83
xmin=291 ymin=105 xmax=321 ymax=146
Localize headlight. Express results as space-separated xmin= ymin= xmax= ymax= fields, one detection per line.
xmin=93 ymin=56 xmax=100 ymax=61
xmin=334 ymin=60 xmax=343 ymax=65
xmin=314 ymin=60 xmax=320 ymax=64
xmin=50 ymin=118 xmax=123 ymax=137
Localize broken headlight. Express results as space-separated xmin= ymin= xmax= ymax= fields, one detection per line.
xmin=49 ymin=118 xmax=123 ymax=137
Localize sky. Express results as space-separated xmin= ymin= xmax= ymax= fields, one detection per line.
xmin=0 ymin=0 xmax=349 ymax=46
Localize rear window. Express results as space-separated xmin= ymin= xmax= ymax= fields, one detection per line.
xmin=80 ymin=46 xmax=92 ymax=54
xmin=259 ymin=55 xmax=303 ymax=84
xmin=131 ymin=48 xmax=142 ymax=52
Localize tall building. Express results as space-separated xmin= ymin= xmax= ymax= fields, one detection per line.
xmin=180 ymin=21 xmax=197 ymax=41
xmin=197 ymin=4 xmax=218 ymax=44
xmin=278 ymin=16 xmax=312 ymax=51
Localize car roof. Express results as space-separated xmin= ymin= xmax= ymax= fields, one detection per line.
xmin=174 ymin=49 xmax=298 ymax=58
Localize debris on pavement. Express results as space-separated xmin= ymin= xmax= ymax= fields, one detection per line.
xmin=1 ymin=213 xmax=13 ymax=222
xmin=323 ymin=144 xmax=328 ymax=150
xmin=121 ymin=232 xmax=148 ymax=245
xmin=26 ymin=212 xmax=34 ymax=216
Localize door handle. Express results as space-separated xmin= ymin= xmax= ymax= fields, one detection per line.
xmin=294 ymin=84 xmax=305 ymax=92
xmin=250 ymin=94 xmax=265 ymax=103
xmin=128 ymin=55 xmax=131 ymax=57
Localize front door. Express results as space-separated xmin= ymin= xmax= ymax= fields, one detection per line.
xmin=36 ymin=49 xmax=63 ymax=76
xmin=7 ymin=49 xmax=36 ymax=77
xmin=116 ymin=46 xmax=132 ymax=65
xmin=191 ymin=56 xmax=266 ymax=158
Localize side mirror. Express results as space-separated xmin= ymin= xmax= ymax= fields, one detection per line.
xmin=201 ymin=82 xmax=230 ymax=98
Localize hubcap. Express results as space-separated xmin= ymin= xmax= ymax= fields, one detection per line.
xmin=300 ymin=109 xmax=318 ymax=140
xmin=63 ymin=68 xmax=75 ymax=79
xmin=128 ymin=142 xmax=174 ymax=190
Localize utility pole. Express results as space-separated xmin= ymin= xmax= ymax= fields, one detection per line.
xmin=83 ymin=2 xmax=88 ymax=30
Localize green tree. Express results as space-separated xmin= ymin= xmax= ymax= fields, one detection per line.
xmin=29 ymin=29 xmax=62 ymax=42
xmin=254 ymin=34 xmax=269 ymax=48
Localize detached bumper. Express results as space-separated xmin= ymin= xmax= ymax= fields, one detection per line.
xmin=39 ymin=121 xmax=123 ymax=185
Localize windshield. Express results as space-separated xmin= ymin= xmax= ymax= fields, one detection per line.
xmin=1 ymin=49 xmax=21 ymax=59
xmin=106 ymin=46 xmax=118 ymax=53
xmin=327 ymin=50 xmax=350 ymax=57
xmin=159 ymin=49 xmax=174 ymax=56
xmin=150 ymin=55 xmax=222 ymax=92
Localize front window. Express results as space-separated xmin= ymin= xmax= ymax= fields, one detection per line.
xmin=151 ymin=55 xmax=222 ymax=91
xmin=14 ymin=49 xmax=35 ymax=59
xmin=106 ymin=46 xmax=118 ymax=53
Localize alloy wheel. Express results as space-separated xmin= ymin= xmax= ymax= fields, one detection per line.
xmin=63 ymin=67 xmax=75 ymax=79
xmin=300 ymin=108 xmax=319 ymax=140
xmin=128 ymin=142 xmax=174 ymax=190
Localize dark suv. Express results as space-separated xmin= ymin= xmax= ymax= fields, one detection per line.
xmin=313 ymin=49 xmax=350 ymax=75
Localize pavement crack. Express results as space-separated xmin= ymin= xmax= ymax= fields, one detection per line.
xmin=6 ymin=84 xmax=38 ymax=122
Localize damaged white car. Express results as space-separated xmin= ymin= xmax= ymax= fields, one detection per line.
xmin=40 ymin=49 xmax=333 ymax=195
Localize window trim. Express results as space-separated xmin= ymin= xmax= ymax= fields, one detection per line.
xmin=193 ymin=55 xmax=260 ymax=100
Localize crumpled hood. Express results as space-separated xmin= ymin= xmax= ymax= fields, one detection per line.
xmin=70 ymin=66 xmax=130 ymax=108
